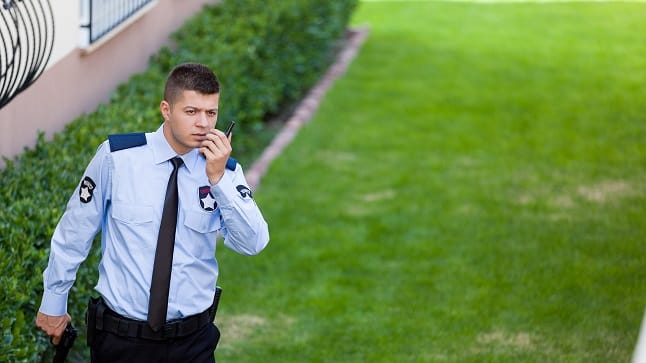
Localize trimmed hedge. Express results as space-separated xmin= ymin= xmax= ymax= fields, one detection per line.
xmin=0 ymin=0 xmax=357 ymax=361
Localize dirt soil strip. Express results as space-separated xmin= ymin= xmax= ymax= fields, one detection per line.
xmin=245 ymin=27 xmax=370 ymax=190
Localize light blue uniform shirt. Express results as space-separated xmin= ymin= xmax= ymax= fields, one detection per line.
xmin=39 ymin=126 xmax=269 ymax=321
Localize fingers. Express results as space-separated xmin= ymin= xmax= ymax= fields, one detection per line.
xmin=209 ymin=128 xmax=231 ymax=146
xmin=200 ymin=129 xmax=231 ymax=160
xmin=199 ymin=129 xmax=232 ymax=184
xmin=36 ymin=312 xmax=70 ymax=345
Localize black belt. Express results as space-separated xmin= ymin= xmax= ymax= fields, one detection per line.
xmin=93 ymin=298 xmax=214 ymax=341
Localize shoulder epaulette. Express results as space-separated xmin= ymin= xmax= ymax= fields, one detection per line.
xmin=108 ymin=132 xmax=147 ymax=152
xmin=226 ymin=157 xmax=238 ymax=171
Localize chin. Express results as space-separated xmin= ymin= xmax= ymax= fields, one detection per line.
xmin=184 ymin=142 xmax=199 ymax=151
xmin=174 ymin=139 xmax=196 ymax=154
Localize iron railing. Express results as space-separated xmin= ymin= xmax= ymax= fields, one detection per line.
xmin=80 ymin=0 xmax=155 ymax=47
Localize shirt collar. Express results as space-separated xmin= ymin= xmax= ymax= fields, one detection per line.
xmin=150 ymin=125 xmax=201 ymax=174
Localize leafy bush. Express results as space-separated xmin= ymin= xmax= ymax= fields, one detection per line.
xmin=0 ymin=0 xmax=357 ymax=361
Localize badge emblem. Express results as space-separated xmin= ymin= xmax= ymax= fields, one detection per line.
xmin=199 ymin=186 xmax=217 ymax=211
xmin=236 ymin=185 xmax=253 ymax=199
xmin=79 ymin=176 xmax=96 ymax=203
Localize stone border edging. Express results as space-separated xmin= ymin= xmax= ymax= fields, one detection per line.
xmin=245 ymin=26 xmax=370 ymax=190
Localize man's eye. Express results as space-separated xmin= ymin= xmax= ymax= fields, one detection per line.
xmin=186 ymin=110 xmax=195 ymax=115
xmin=208 ymin=111 xmax=217 ymax=117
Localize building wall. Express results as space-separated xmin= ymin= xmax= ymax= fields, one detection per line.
xmin=0 ymin=0 xmax=220 ymax=166
xmin=49 ymin=0 xmax=80 ymax=67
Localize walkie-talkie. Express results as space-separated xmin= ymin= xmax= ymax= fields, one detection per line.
xmin=224 ymin=121 xmax=235 ymax=136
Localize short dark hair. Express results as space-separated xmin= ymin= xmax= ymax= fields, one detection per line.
xmin=163 ymin=63 xmax=220 ymax=105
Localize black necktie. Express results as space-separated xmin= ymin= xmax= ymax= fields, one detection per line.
xmin=148 ymin=156 xmax=183 ymax=331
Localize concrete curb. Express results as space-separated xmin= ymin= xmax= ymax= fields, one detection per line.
xmin=245 ymin=26 xmax=370 ymax=190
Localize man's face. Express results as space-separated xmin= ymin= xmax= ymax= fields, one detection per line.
xmin=160 ymin=90 xmax=220 ymax=155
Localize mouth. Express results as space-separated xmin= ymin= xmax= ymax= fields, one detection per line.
xmin=193 ymin=133 xmax=207 ymax=141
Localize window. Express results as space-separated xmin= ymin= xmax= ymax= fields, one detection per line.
xmin=79 ymin=0 xmax=156 ymax=48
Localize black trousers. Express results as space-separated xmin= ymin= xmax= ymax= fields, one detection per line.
xmin=89 ymin=320 xmax=220 ymax=363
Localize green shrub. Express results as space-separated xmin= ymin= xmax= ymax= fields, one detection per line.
xmin=0 ymin=0 xmax=357 ymax=361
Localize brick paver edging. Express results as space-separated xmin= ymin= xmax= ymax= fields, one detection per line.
xmin=245 ymin=26 xmax=370 ymax=190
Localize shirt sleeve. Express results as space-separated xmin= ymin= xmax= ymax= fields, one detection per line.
xmin=39 ymin=142 xmax=112 ymax=316
xmin=210 ymin=163 xmax=269 ymax=256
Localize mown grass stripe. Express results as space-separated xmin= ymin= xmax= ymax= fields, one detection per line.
xmin=215 ymin=2 xmax=646 ymax=362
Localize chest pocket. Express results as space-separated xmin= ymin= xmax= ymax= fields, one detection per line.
xmin=183 ymin=210 xmax=221 ymax=259
xmin=111 ymin=203 xmax=156 ymax=252
xmin=183 ymin=210 xmax=221 ymax=234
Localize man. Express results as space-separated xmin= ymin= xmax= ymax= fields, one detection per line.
xmin=35 ymin=62 xmax=270 ymax=362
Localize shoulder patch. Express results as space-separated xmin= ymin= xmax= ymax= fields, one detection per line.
xmin=108 ymin=132 xmax=147 ymax=152
xmin=226 ymin=157 xmax=238 ymax=171
xmin=79 ymin=176 xmax=96 ymax=203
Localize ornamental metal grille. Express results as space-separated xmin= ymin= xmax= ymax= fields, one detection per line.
xmin=80 ymin=0 xmax=155 ymax=47
xmin=0 ymin=0 xmax=54 ymax=109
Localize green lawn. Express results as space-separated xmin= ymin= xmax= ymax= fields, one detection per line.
xmin=215 ymin=1 xmax=646 ymax=362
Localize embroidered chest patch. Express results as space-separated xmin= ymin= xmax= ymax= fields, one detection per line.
xmin=198 ymin=186 xmax=217 ymax=211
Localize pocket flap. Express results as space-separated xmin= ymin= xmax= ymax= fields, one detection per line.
xmin=184 ymin=210 xmax=221 ymax=233
xmin=112 ymin=203 xmax=154 ymax=224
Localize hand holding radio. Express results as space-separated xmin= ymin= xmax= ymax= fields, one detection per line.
xmin=200 ymin=121 xmax=235 ymax=184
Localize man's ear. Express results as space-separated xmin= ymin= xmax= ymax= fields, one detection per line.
xmin=160 ymin=100 xmax=171 ymax=121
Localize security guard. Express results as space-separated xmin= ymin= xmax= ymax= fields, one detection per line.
xmin=35 ymin=63 xmax=270 ymax=363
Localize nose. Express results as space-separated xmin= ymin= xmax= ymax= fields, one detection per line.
xmin=196 ymin=112 xmax=209 ymax=127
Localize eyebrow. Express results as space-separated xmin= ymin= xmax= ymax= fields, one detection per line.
xmin=183 ymin=106 xmax=218 ymax=112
